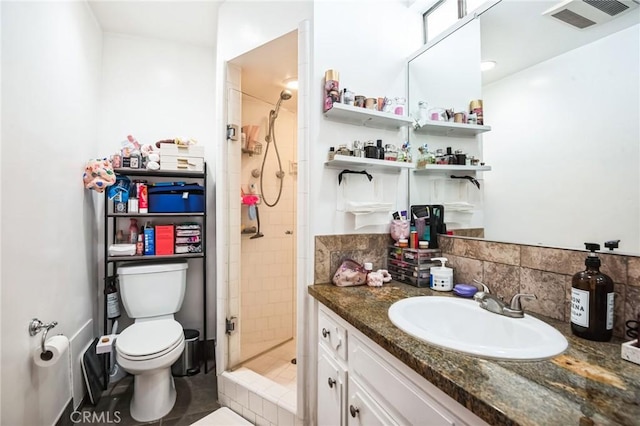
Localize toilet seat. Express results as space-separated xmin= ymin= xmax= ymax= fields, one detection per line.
xmin=117 ymin=319 xmax=184 ymax=361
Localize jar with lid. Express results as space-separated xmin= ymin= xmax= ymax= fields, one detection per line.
xmin=435 ymin=149 xmax=448 ymax=165
xmin=364 ymin=141 xmax=378 ymax=159
xmin=336 ymin=144 xmax=350 ymax=157
xmin=416 ymin=145 xmax=429 ymax=169
xmin=454 ymin=149 xmax=466 ymax=165
xmin=384 ymin=144 xmax=397 ymax=161
xmin=394 ymin=97 xmax=406 ymax=116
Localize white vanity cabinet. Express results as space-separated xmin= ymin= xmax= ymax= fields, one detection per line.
xmin=317 ymin=303 xmax=489 ymax=426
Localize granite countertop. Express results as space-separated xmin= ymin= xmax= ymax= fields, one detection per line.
xmin=308 ymin=282 xmax=640 ymax=426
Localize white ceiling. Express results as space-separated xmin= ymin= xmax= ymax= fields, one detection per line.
xmin=479 ymin=0 xmax=640 ymax=85
xmin=88 ymin=1 xmax=222 ymax=47
xmin=88 ymin=0 xmax=298 ymax=110
xmin=230 ymin=30 xmax=299 ymax=111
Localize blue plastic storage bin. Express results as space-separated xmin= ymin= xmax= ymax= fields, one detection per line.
xmin=148 ymin=183 xmax=205 ymax=213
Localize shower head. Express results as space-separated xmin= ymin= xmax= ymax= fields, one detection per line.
xmin=280 ymin=89 xmax=292 ymax=101
xmin=271 ymin=89 xmax=292 ymax=119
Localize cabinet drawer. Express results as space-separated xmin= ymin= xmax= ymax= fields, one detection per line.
xmin=160 ymin=155 xmax=204 ymax=172
xmin=350 ymin=334 xmax=455 ymax=426
xmin=347 ymin=377 xmax=398 ymax=426
xmin=160 ymin=143 xmax=205 ymax=158
xmin=319 ymin=308 xmax=347 ymax=361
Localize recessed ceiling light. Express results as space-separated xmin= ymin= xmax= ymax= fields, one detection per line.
xmin=283 ymin=77 xmax=298 ymax=90
xmin=481 ymin=61 xmax=496 ymax=71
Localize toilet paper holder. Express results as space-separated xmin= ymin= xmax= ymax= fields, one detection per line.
xmin=29 ymin=318 xmax=58 ymax=360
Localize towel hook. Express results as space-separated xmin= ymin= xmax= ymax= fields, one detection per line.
xmin=29 ymin=318 xmax=58 ymax=358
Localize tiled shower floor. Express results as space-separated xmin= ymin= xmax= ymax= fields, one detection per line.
xmin=219 ymin=339 xmax=298 ymax=425
xmin=240 ymin=339 xmax=296 ymax=391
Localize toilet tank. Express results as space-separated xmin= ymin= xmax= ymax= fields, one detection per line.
xmin=117 ymin=261 xmax=188 ymax=319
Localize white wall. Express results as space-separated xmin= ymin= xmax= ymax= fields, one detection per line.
xmin=483 ymin=25 xmax=640 ymax=252
xmin=311 ymin=1 xmax=423 ymax=236
xmin=99 ymin=33 xmax=217 ymax=337
xmin=1 ymin=2 xmax=102 ymax=424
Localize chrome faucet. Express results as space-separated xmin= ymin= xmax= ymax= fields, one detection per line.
xmin=472 ymin=280 xmax=537 ymax=318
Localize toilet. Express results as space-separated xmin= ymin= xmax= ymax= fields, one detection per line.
xmin=115 ymin=261 xmax=188 ymax=422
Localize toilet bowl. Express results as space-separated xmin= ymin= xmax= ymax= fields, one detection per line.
xmin=116 ymin=318 xmax=185 ymax=422
xmin=115 ymin=261 xmax=189 ymax=422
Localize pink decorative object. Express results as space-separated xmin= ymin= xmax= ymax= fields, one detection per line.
xmin=390 ymin=219 xmax=410 ymax=242
xmin=83 ymin=158 xmax=116 ymax=193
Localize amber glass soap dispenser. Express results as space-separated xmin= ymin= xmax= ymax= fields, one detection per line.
xmin=570 ymin=243 xmax=614 ymax=342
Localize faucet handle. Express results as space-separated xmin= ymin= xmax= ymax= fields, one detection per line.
xmin=472 ymin=279 xmax=491 ymax=294
xmin=509 ymin=293 xmax=537 ymax=311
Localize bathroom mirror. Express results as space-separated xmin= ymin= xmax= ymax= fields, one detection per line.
xmin=408 ymin=0 xmax=640 ymax=254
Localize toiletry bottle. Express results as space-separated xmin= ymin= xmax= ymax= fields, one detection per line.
xmin=571 ymin=243 xmax=614 ymax=342
xmin=376 ymin=139 xmax=384 ymax=160
xmin=129 ymin=218 xmax=139 ymax=244
xmin=105 ymin=276 xmax=121 ymax=319
xmin=328 ymin=147 xmax=335 ymax=161
xmin=136 ymin=234 xmax=144 ymax=255
xmin=430 ymin=257 xmax=453 ymax=291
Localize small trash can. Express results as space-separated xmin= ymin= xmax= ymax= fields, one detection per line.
xmin=172 ymin=329 xmax=200 ymax=376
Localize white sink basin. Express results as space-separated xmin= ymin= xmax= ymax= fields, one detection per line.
xmin=388 ymin=296 xmax=568 ymax=361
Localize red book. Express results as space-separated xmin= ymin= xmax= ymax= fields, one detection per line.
xmin=155 ymin=225 xmax=175 ymax=255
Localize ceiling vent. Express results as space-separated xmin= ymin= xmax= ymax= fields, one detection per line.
xmin=543 ymin=0 xmax=639 ymax=29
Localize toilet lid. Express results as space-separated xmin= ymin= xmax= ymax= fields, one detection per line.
xmin=117 ymin=319 xmax=184 ymax=358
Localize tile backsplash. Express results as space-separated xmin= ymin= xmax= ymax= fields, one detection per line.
xmin=314 ymin=233 xmax=640 ymax=340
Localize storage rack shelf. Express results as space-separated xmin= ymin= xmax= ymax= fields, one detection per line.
xmin=108 ymin=212 xmax=205 ymax=218
xmin=103 ymin=163 xmax=210 ymax=377
xmin=107 ymin=253 xmax=205 ymax=262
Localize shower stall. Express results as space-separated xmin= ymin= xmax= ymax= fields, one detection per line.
xmin=220 ymin=31 xmax=299 ymax=411
xmin=239 ymin=89 xmax=297 ymax=369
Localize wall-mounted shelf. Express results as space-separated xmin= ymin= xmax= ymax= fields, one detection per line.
xmin=324 ymin=103 xmax=414 ymax=130
xmin=414 ymin=164 xmax=491 ymax=173
xmin=325 ymin=155 xmax=415 ymax=172
xmin=413 ymin=121 xmax=491 ymax=137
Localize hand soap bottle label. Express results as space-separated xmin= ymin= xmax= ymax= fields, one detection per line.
xmin=571 ymin=287 xmax=589 ymax=327
xmin=606 ymin=292 xmax=614 ymax=330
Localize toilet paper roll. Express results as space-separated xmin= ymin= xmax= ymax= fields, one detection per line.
xmin=33 ymin=335 xmax=69 ymax=368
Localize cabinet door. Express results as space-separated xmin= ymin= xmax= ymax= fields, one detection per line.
xmin=318 ymin=347 xmax=346 ymax=426
xmin=347 ymin=378 xmax=398 ymax=426
xmin=319 ymin=308 xmax=347 ymax=360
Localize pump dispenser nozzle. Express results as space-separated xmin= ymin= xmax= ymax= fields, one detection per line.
xmin=584 ymin=242 xmax=601 ymax=267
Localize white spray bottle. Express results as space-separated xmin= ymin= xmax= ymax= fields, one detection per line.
xmin=430 ymin=257 xmax=453 ymax=291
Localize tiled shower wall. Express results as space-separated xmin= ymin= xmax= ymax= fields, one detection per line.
xmin=240 ymin=95 xmax=297 ymax=361
xmin=314 ymin=234 xmax=640 ymax=339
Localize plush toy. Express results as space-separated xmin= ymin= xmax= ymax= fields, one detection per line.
xmin=367 ymin=269 xmax=393 ymax=287
xmin=83 ymin=158 xmax=116 ymax=193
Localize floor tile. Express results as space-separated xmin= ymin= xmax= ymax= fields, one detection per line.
xmin=78 ymin=371 xmax=220 ymax=426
